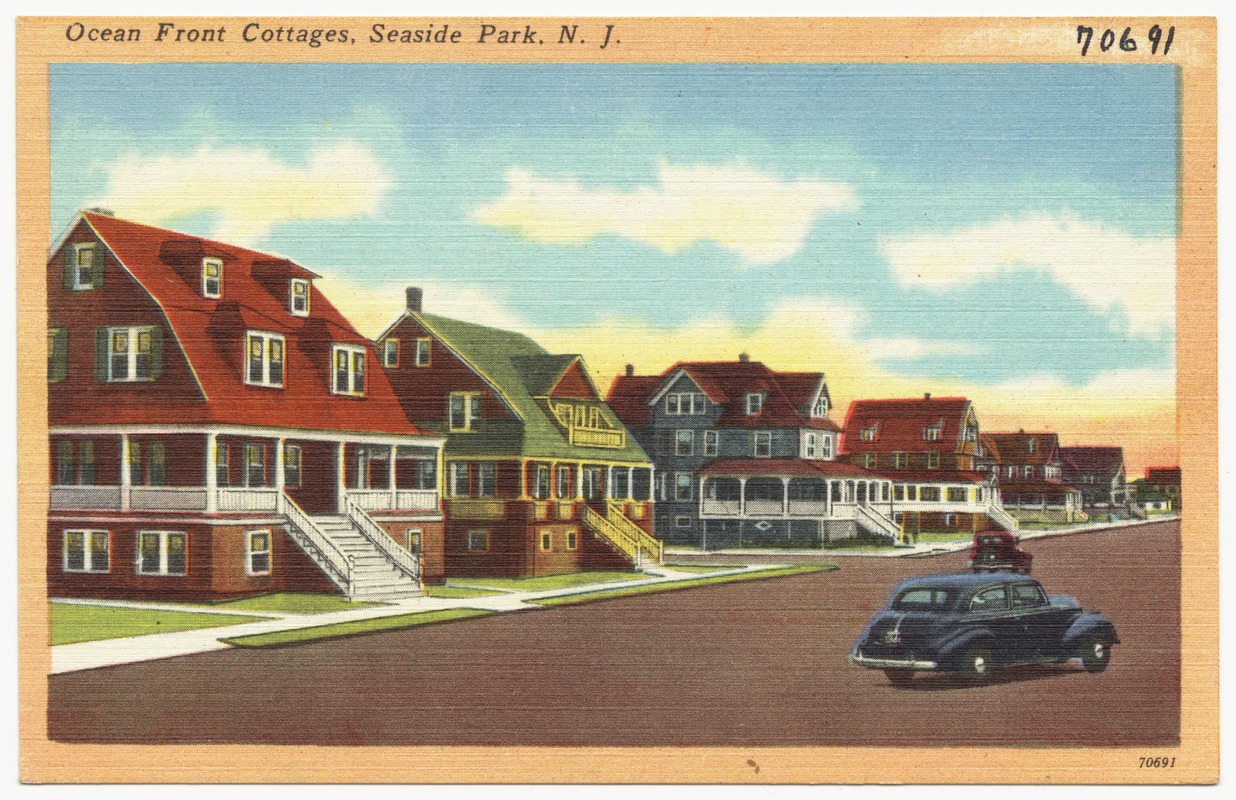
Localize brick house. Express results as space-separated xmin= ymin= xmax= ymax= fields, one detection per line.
xmin=1059 ymin=446 xmax=1130 ymax=508
xmin=978 ymin=431 xmax=1086 ymax=524
xmin=375 ymin=289 xmax=660 ymax=577
xmin=840 ymin=394 xmax=1017 ymax=534
xmin=607 ymin=356 xmax=899 ymax=549
xmin=47 ymin=212 xmax=445 ymax=602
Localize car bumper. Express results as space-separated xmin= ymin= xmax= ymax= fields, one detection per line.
xmin=849 ymin=649 xmax=938 ymax=671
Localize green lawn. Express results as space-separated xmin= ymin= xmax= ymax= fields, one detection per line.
xmin=220 ymin=608 xmax=493 ymax=648
xmin=445 ymin=570 xmax=645 ymax=592
xmin=51 ymin=603 xmax=271 ymax=646
xmin=212 ymin=593 xmax=379 ymax=614
xmin=530 ymin=564 xmax=831 ymax=607
xmin=423 ymin=585 xmax=502 ymax=598
xmin=663 ymin=563 xmax=747 ymax=573
xmin=901 ymin=532 xmax=975 ymax=544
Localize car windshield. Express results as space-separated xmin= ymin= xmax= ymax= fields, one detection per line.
xmin=891 ymin=588 xmax=951 ymax=611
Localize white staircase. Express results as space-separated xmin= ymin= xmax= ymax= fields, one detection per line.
xmin=984 ymin=502 xmax=1020 ymax=532
xmin=308 ymin=515 xmax=422 ymax=601
xmin=854 ymin=504 xmax=902 ymax=541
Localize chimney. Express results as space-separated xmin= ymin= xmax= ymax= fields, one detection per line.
xmin=924 ymin=392 xmax=931 ymax=401
xmin=738 ymin=352 xmax=750 ymax=363
xmin=624 ymin=364 xmax=635 ymax=377
xmin=406 ymin=286 xmax=423 ymax=313
xmin=1019 ymin=428 xmax=1025 ymax=434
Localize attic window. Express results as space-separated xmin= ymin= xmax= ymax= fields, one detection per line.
xmin=414 ymin=337 xmax=431 ymax=367
xmin=381 ymin=339 xmax=399 ymax=368
xmin=245 ymin=331 xmax=285 ymax=388
xmin=923 ymin=422 xmax=943 ymax=441
xmin=70 ymin=243 xmax=100 ymax=290
xmin=201 ymin=257 xmax=223 ymax=299
xmin=1025 ymin=439 xmax=1036 ymax=453
xmin=289 ymin=279 xmax=310 ymax=317
xmin=331 ymin=345 xmax=366 ymax=396
xmin=745 ymin=393 xmax=764 ymax=415
xmin=860 ymin=422 xmax=879 ymax=442
xmin=812 ymin=395 xmax=828 ymax=418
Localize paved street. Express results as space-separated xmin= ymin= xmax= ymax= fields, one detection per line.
xmin=48 ymin=519 xmax=1180 ymax=746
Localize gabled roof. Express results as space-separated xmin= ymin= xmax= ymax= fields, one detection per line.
xmin=840 ymin=396 xmax=974 ymax=454
xmin=396 ymin=311 xmax=648 ymax=463
xmin=1145 ymin=466 xmax=1181 ymax=485
xmin=53 ymin=212 xmax=423 ymax=437
xmin=607 ymin=360 xmax=841 ymax=431
xmin=1059 ymin=446 xmax=1125 ymax=476
xmin=980 ymin=431 xmax=1060 ymax=467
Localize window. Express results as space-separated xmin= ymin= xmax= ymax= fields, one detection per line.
xmin=745 ymin=393 xmax=765 ymax=415
xmin=246 ymin=530 xmax=271 ymax=576
xmin=1011 ymin=583 xmax=1047 ymax=608
xmin=106 ymin=326 xmax=155 ymax=382
xmin=79 ymin=441 xmax=95 ymax=485
xmin=381 ymin=339 xmax=399 ymax=368
xmin=201 ymin=257 xmax=222 ymax=299
xmin=540 ymin=532 xmax=552 ymax=551
xmin=919 ymin=486 xmax=941 ymax=502
xmin=947 ymin=487 xmax=967 ymax=502
xmin=923 ymin=423 xmax=942 ymax=441
xmin=675 ymin=516 xmax=692 ymax=528
xmin=1005 ymin=465 xmax=1016 ymax=479
xmin=289 ymin=279 xmax=310 ymax=316
xmin=674 ymin=472 xmax=693 ymax=501
xmin=332 ymin=345 xmax=366 ymax=396
xmin=969 ymin=586 xmax=1009 ymax=613
xmin=55 ymin=441 xmax=73 ymax=485
xmin=943 ymin=514 xmax=956 ymax=527
xmin=892 ymin=452 xmax=907 ymax=469
xmin=215 ymin=443 xmax=230 ymax=487
xmin=467 ymin=531 xmax=489 ymax=551
xmin=703 ymin=430 xmax=719 ymax=456
xmin=405 ymin=528 xmax=421 ymax=553
xmin=861 ymin=452 xmax=875 ymax=469
xmin=63 ymin=530 xmax=109 ymax=573
xmin=822 ymin=435 xmax=833 ymax=459
xmin=556 ymin=466 xmax=571 ymax=499
xmin=127 ymin=441 xmax=142 ymax=485
xmin=893 ymin=485 xmax=905 ymax=501
xmin=448 ymin=392 xmax=482 ymax=431
xmin=136 ymin=531 xmax=186 ymax=576
xmin=665 ymin=392 xmax=706 ymax=415
xmin=48 ymin=328 xmax=67 ymax=383
xmin=414 ymin=338 xmax=431 ymax=367
xmin=449 ymin=463 xmax=469 ymax=496
xmin=675 ymin=430 xmax=694 ymax=456
xmin=582 ymin=468 xmax=603 ymax=501
xmin=904 ymin=485 xmax=918 ymax=501
xmin=1025 ymin=439 xmax=1036 ymax=453
xmin=753 ymin=432 xmax=772 ymax=458
xmin=926 ymin=452 xmax=940 ymax=469
xmin=812 ymin=395 xmax=829 ymax=418
xmin=245 ymin=331 xmax=284 ymax=388
xmin=1023 ymin=465 xmax=1034 ymax=478
xmin=244 ymin=443 xmax=265 ymax=487
xmin=565 ymin=530 xmax=577 ymax=550
xmin=860 ymin=422 xmax=880 ymax=442
xmin=283 ymin=445 xmax=301 ymax=487
xmin=882 ymin=484 xmax=890 ymax=501
xmin=414 ymin=459 xmax=437 ymax=490
xmin=805 ymin=434 xmax=817 ymax=458
xmin=147 ymin=442 xmax=166 ymax=486
xmin=476 ymin=462 xmax=496 ymax=498
xmin=70 ymin=243 xmax=100 ymax=290
xmin=533 ymin=465 xmax=551 ymax=500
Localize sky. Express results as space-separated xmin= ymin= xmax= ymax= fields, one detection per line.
xmin=49 ymin=62 xmax=1179 ymax=474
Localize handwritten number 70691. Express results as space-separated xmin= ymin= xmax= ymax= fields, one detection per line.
xmin=1077 ymin=25 xmax=1174 ymax=57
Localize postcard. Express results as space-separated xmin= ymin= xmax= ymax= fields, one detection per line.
xmin=16 ymin=16 xmax=1217 ymax=784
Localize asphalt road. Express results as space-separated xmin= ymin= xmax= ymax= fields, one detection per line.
xmin=48 ymin=520 xmax=1180 ymax=746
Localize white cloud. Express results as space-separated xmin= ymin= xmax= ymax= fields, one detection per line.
xmin=473 ymin=161 xmax=857 ymax=265
xmin=863 ymin=337 xmax=985 ymax=361
xmin=313 ymin=275 xmax=529 ymax=340
xmin=878 ymin=213 xmax=1175 ymax=338
xmin=94 ymin=142 xmax=392 ymax=245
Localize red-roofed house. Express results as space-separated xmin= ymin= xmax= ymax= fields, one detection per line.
xmin=47 ymin=212 xmax=445 ymax=602
xmin=840 ymin=394 xmax=1017 ymax=534
xmin=608 ymin=357 xmax=899 ymax=549
xmin=1059 ymin=446 xmax=1130 ymax=508
xmin=1141 ymin=466 xmax=1182 ymax=511
xmin=979 ymin=431 xmax=1085 ymax=524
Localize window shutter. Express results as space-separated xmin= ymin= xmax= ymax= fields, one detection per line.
xmin=149 ymin=326 xmax=164 ymax=379
xmin=94 ymin=328 xmax=108 ymax=381
xmin=62 ymin=247 xmax=73 ymax=290
xmin=91 ymin=246 xmax=105 ymax=288
xmin=52 ymin=330 xmax=68 ymax=382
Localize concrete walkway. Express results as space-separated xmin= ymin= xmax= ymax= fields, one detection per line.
xmin=50 ymin=564 xmax=761 ymax=676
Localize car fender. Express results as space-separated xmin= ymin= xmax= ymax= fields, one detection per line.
xmin=1062 ymin=611 xmax=1120 ymax=648
xmin=934 ymin=628 xmax=997 ymax=670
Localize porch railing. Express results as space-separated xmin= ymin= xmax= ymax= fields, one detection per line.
xmin=130 ymin=486 xmax=209 ymax=511
xmin=49 ymin=484 xmax=280 ymax=513
xmin=346 ymin=488 xmax=439 ymax=513
xmin=277 ymin=492 xmax=353 ymax=597
xmin=49 ymin=485 xmax=122 ymax=510
xmin=343 ymin=495 xmax=421 ymax=584
xmin=218 ymin=488 xmax=279 ymax=512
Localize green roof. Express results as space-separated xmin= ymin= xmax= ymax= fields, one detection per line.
xmin=412 ymin=312 xmax=649 ymax=464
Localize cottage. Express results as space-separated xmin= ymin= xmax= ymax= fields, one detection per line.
xmin=607 ymin=356 xmax=899 ymax=549
xmin=1059 ymin=446 xmax=1130 ymax=509
xmin=375 ymin=289 xmax=660 ymax=577
xmin=47 ymin=212 xmax=444 ymax=601
xmin=979 ymin=431 xmax=1086 ymax=524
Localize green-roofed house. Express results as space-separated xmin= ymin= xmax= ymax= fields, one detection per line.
xmin=375 ymin=288 xmax=659 ymax=579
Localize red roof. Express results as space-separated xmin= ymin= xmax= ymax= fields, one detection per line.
xmin=840 ymin=396 xmax=974 ymax=454
xmin=56 ymin=212 xmax=425 ymax=436
xmin=980 ymin=431 xmax=1060 ymax=466
xmin=1059 ymin=446 xmax=1125 ymax=475
xmin=699 ymin=458 xmax=879 ymax=480
xmin=606 ymin=360 xmax=840 ymax=431
xmin=1145 ymin=466 xmax=1181 ymax=485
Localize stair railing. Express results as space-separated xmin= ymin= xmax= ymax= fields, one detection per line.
xmin=278 ymin=492 xmax=354 ymax=598
xmin=604 ymin=499 xmax=664 ymax=564
xmin=344 ymin=494 xmax=421 ymax=584
xmin=582 ymin=506 xmax=643 ymax=570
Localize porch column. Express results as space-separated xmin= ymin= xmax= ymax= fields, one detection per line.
xmin=388 ymin=444 xmax=397 ymax=508
xmin=738 ymin=477 xmax=747 ymax=517
xmin=648 ymin=464 xmax=656 ymax=502
xmin=577 ymin=463 xmax=585 ymax=500
xmin=698 ymin=476 xmax=706 ymax=518
xmin=119 ymin=434 xmax=131 ymax=511
xmin=628 ymin=467 xmax=635 ymax=500
xmin=435 ymin=445 xmax=445 ymax=511
xmin=781 ymin=478 xmax=790 ymax=517
xmin=336 ymin=441 xmax=347 ymax=514
xmin=520 ymin=460 xmax=529 ymax=500
xmin=275 ymin=438 xmax=286 ymax=495
xmin=205 ymin=432 xmax=218 ymax=513
xmin=825 ymin=479 xmax=833 ymax=516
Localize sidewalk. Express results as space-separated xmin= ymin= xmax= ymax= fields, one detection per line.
xmin=50 ymin=564 xmax=758 ymax=675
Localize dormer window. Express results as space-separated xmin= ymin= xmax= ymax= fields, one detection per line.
xmin=381 ymin=339 xmax=399 ymax=368
xmin=331 ymin=344 xmax=366 ymax=396
xmin=812 ymin=395 xmax=829 ymax=418
xmin=245 ymin=331 xmax=284 ymax=388
xmin=923 ymin=422 xmax=943 ymax=441
xmin=69 ymin=243 xmax=101 ymax=290
xmin=201 ymin=257 xmax=223 ymax=299
xmin=1025 ymin=439 xmax=1036 ymax=453
xmin=448 ymin=392 xmax=482 ymax=431
xmin=860 ymin=422 xmax=880 ymax=442
xmin=745 ymin=393 xmax=765 ymax=415
xmin=289 ymin=279 xmax=310 ymax=317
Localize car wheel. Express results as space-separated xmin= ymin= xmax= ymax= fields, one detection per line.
xmin=1080 ymin=636 xmax=1111 ymax=673
xmin=884 ymin=669 xmax=914 ymax=686
xmin=960 ymin=645 xmax=993 ymax=682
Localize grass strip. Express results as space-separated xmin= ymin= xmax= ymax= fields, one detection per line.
xmin=443 ymin=570 xmax=644 ymax=592
xmin=662 ymin=563 xmax=748 ymax=572
xmin=51 ymin=604 xmax=273 ymax=646
xmin=423 ymin=585 xmax=502 ymax=598
xmin=220 ymin=608 xmax=493 ymax=648
xmin=529 ymin=564 xmax=831 ymax=607
xmin=212 ymin=592 xmax=379 ymax=614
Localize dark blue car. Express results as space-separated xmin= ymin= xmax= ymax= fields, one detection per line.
xmin=849 ymin=572 xmax=1119 ymax=685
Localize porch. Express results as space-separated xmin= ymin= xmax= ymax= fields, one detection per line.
xmin=698 ymin=475 xmax=894 ymax=520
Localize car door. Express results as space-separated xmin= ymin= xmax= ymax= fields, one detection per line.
xmin=1010 ymin=582 xmax=1075 ymax=659
xmin=967 ymin=584 xmax=1018 ymax=663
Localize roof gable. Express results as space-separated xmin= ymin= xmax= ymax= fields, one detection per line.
xmin=840 ymin=396 xmax=973 ymax=454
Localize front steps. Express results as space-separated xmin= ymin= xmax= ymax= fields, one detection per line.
xmin=308 ymin=515 xmax=422 ymax=601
